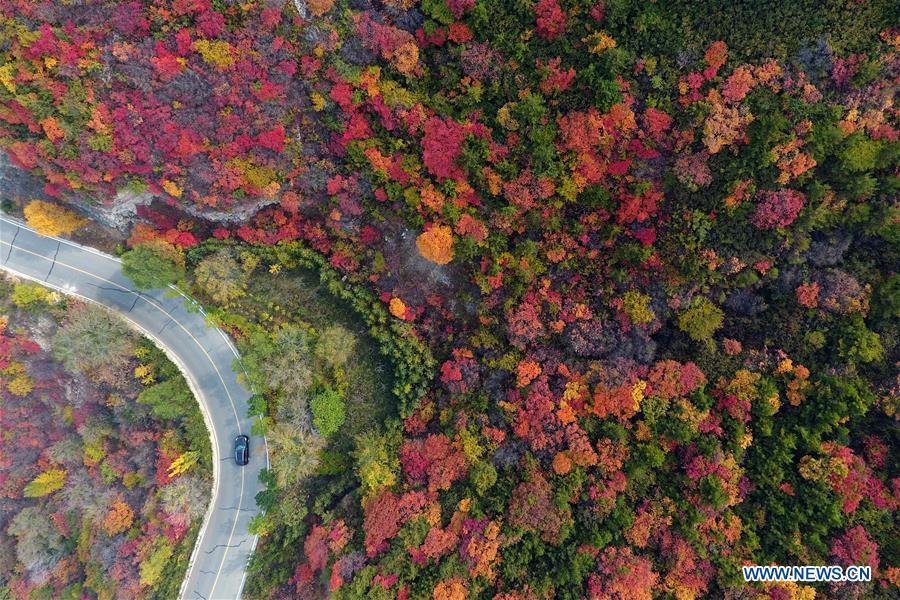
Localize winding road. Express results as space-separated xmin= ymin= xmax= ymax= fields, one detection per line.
xmin=0 ymin=214 xmax=267 ymax=600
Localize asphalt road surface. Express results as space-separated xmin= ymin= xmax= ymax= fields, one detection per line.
xmin=0 ymin=214 xmax=267 ymax=600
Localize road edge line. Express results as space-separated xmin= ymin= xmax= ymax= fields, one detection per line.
xmin=167 ymin=285 xmax=271 ymax=599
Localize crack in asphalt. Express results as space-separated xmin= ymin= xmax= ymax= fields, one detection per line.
xmin=85 ymin=282 xmax=136 ymax=293
xmin=44 ymin=240 xmax=61 ymax=282
xmin=82 ymin=282 xmax=152 ymax=316
xmin=84 ymin=281 xmax=139 ymax=296
xmin=85 ymin=289 xmax=185 ymax=333
xmin=204 ymin=538 xmax=248 ymax=554
xmin=3 ymin=226 xmax=18 ymax=263
xmin=193 ymin=590 xmax=208 ymax=600
xmin=157 ymin=317 xmax=174 ymax=335
xmin=219 ymin=506 xmax=256 ymax=512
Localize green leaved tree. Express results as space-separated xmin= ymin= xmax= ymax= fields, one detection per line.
xmin=122 ymin=241 xmax=185 ymax=289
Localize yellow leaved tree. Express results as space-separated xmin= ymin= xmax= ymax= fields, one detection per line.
xmin=167 ymin=450 xmax=201 ymax=478
xmin=6 ymin=373 xmax=33 ymax=397
xmin=24 ymin=468 xmax=67 ymax=497
xmin=23 ymin=200 xmax=87 ymax=236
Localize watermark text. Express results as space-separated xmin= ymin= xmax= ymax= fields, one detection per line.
xmin=742 ymin=565 xmax=871 ymax=583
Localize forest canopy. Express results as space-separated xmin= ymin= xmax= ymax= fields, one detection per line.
xmin=0 ymin=0 xmax=897 ymax=599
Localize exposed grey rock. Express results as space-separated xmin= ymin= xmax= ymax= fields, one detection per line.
xmin=76 ymin=187 xmax=156 ymax=232
xmin=290 ymin=0 xmax=308 ymax=19
xmin=182 ymin=196 xmax=279 ymax=224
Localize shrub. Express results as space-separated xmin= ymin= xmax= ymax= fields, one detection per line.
xmin=314 ymin=324 xmax=356 ymax=369
xmin=194 ymin=248 xmax=247 ymax=303
xmin=678 ymin=297 xmax=724 ymax=344
xmin=10 ymin=282 xmax=54 ymax=309
xmin=416 ymin=225 xmax=455 ymax=265
xmin=311 ymin=386 xmax=346 ymax=437
xmin=23 ymin=200 xmax=86 ymax=237
xmin=750 ymin=189 xmax=806 ymax=229
xmin=122 ymin=241 xmax=185 ymax=289
xmin=52 ymin=304 xmax=135 ymax=376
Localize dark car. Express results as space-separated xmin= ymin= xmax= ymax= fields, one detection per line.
xmin=234 ymin=435 xmax=250 ymax=466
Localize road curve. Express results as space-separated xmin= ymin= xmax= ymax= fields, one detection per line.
xmin=0 ymin=214 xmax=267 ymax=600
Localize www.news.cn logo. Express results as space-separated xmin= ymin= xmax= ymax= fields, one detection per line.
xmin=743 ymin=565 xmax=872 ymax=583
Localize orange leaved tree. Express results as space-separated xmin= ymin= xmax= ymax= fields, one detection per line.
xmin=416 ymin=225 xmax=455 ymax=265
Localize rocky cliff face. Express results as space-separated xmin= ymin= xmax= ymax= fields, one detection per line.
xmin=181 ymin=196 xmax=279 ymax=225
xmin=1 ymin=153 xmax=277 ymax=233
xmin=0 ymin=153 xmax=152 ymax=232
xmin=0 ymin=153 xmax=46 ymax=205
xmin=82 ymin=188 xmax=156 ymax=233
